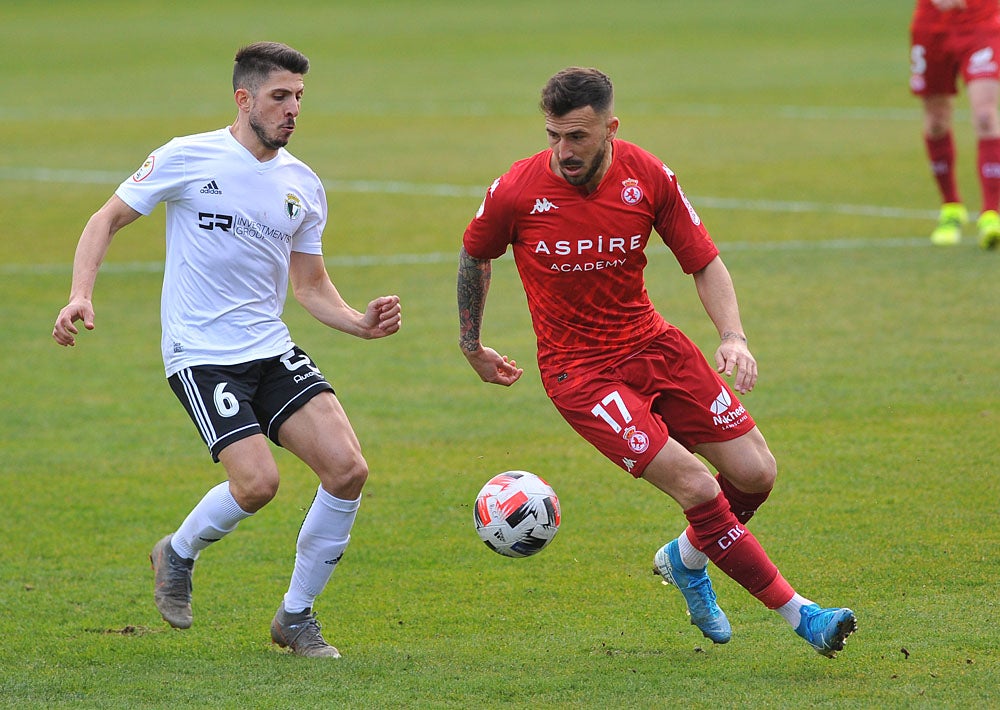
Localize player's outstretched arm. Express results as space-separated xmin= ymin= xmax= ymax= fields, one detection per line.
xmin=52 ymin=195 xmax=142 ymax=347
xmin=457 ymin=247 xmax=523 ymax=386
xmin=289 ymin=251 xmax=401 ymax=339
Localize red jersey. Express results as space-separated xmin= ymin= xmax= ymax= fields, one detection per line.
xmin=912 ymin=0 xmax=1000 ymax=32
xmin=463 ymin=139 xmax=719 ymax=396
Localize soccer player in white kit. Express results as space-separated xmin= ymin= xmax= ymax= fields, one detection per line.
xmin=52 ymin=42 xmax=401 ymax=658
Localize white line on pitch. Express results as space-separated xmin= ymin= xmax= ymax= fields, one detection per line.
xmin=0 ymin=237 xmax=937 ymax=277
xmin=0 ymin=167 xmax=937 ymax=220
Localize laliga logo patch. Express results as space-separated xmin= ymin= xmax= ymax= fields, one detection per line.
xmin=623 ymin=425 xmax=649 ymax=454
xmin=284 ymin=193 xmax=302 ymax=220
xmin=621 ymin=178 xmax=643 ymax=205
xmin=132 ymin=156 xmax=154 ymax=182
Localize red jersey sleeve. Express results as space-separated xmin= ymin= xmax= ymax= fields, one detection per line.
xmin=464 ymin=170 xmax=522 ymax=259
xmin=651 ymin=162 xmax=719 ymax=274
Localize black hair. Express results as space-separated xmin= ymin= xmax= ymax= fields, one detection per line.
xmin=232 ymin=41 xmax=309 ymax=93
xmin=540 ymin=67 xmax=614 ymax=116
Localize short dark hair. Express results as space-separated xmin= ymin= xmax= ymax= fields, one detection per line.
xmin=540 ymin=67 xmax=614 ymax=117
xmin=233 ymin=42 xmax=310 ymax=93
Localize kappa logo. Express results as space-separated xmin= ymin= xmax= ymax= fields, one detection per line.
xmin=530 ymin=197 xmax=559 ymax=214
xmin=661 ymin=163 xmax=702 ymax=226
xmin=622 ymin=457 xmax=637 ymax=472
xmin=200 ymin=180 xmax=222 ymax=195
xmin=477 ymin=178 xmax=503 ymax=219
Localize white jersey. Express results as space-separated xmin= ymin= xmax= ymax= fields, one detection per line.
xmin=115 ymin=128 xmax=327 ymax=377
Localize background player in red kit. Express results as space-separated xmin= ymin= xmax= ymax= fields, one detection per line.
xmin=457 ymin=67 xmax=857 ymax=656
xmin=910 ymin=0 xmax=1000 ymax=248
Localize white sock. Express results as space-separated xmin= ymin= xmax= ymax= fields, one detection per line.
xmin=171 ymin=481 xmax=253 ymax=560
xmin=677 ymin=529 xmax=709 ymax=570
xmin=776 ymin=593 xmax=814 ymax=628
xmin=283 ymin=486 xmax=361 ymax=614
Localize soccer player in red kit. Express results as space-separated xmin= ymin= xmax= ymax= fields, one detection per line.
xmin=457 ymin=67 xmax=857 ymax=656
xmin=910 ymin=0 xmax=1000 ymax=248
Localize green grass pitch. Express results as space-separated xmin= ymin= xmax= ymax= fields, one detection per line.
xmin=1 ymin=0 xmax=997 ymax=707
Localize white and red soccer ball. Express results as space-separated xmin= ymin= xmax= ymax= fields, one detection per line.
xmin=474 ymin=471 xmax=561 ymax=558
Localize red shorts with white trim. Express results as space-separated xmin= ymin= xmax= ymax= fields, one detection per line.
xmin=548 ymin=327 xmax=755 ymax=478
xmin=911 ymin=26 xmax=1000 ymax=95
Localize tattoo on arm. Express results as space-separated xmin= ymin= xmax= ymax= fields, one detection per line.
xmin=721 ymin=330 xmax=747 ymax=344
xmin=457 ymin=248 xmax=491 ymax=353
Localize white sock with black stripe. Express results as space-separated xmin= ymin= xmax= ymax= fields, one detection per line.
xmin=282 ymin=486 xmax=361 ymax=614
xmin=171 ymin=481 xmax=253 ymax=560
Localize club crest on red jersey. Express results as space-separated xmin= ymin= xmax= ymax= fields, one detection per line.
xmin=621 ymin=178 xmax=643 ymax=205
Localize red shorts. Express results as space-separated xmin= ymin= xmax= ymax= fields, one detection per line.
xmin=910 ymin=26 xmax=1000 ymax=95
xmin=548 ymin=327 xmax=755 ymax=478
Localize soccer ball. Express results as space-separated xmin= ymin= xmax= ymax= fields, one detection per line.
xmin=473 ymin=470 xmax=561 ymax=558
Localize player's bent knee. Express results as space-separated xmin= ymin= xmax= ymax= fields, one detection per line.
xmin=757 ymin=449 xmax=778 ymax=490
xmin=225 ymin=468 xmax=280 ymax=512
xmin=343 ymin=457 xmax=369 ymax=489
xmin=318 ymin=456 xmax=368 ymax=499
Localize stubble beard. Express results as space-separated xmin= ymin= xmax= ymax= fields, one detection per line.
xmin=250 ymin=114 xmax=290 ymax=151
xmin=561 ymin=145 xmax=605 ymax=187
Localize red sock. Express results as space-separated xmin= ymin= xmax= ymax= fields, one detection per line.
xmin=926 ymin=133 xmax=961 ymax=204
xmin=716 ymin=474 xmax=771 ymax=524
xmin=978 ymin=137 xmax=1000 ymax=212
xmin=685 ymin=492 xmax=794 ymax=609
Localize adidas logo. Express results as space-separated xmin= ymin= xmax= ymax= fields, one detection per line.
xmin=530 ymin=197 xmax=559 ymax=214
xmin=200 ymin=180 xmax=222 ymax=195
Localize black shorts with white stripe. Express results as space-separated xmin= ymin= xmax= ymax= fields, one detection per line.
xmin=168 ymin=345 xmax=335 ymax=462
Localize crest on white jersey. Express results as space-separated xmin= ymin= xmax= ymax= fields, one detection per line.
xmin=285 ymin=193 xmax=302 ymax=220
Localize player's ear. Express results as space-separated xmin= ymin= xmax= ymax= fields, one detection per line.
xmin=606 ymin=116 xmax=620 ymax=141
xmin=234 ymin=87 xmax=252 ymax=112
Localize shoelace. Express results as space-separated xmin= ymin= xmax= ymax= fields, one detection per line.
xmin=162 ymin=554 xmax=193 ymax=600
xmin=290 ymin=616 xmax=331 ymax=651
xmin=684 ymin=575 xmax=720 ymax=617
